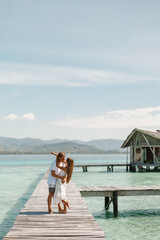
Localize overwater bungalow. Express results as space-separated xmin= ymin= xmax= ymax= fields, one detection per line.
xmin=121 ymin=128 xmax=160 ymax=171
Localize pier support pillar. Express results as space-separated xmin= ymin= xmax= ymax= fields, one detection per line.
xmin=113 ymin=191 xmax=118 ymax=217
xmin=126 ymin=165 xmax=129 ymax=172
xmin=105 ymin=197 xmax=109 ymax=209
xmin=107 ymin=166 xmax=113 ymax=172
xmin=82 ymin=166 xmax=88 ymax=172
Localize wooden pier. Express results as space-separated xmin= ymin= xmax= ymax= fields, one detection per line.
xmin=3 ymin=171 xmax=105 ymax=240
xmin=74 ymin=163 xmax=130 ymax=172
xmin=79 ymin=185 xmax=160 ymax=217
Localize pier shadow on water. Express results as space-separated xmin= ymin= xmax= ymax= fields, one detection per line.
xmin=94 ymin=208 xmax=160 ymax=219
xmin=0 ymin=173 xmax=44 ymax=240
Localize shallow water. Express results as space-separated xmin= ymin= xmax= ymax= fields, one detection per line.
xmin=0 ymin=154 xmax=160 ymax=240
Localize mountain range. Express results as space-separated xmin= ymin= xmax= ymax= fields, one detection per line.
xmin=0 ymin=136 xmax=125 ymax=154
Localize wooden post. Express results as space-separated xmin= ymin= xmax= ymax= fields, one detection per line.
xmin=82 ymin=166 xmax=88 ymax=172
xmin=113 ymin=191 xmax=118 ymax=217
xmin=126 ymin=147 xmax=129 ymax=172
xmin=105 ymin=197 xmax=110 ymax=209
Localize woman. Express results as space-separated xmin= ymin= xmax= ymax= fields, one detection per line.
xmin=52 ymin=153 xmax=74 ymax=214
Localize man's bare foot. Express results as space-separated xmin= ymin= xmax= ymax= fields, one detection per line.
xmin=48 ymin=210 xmax=53 ymax=214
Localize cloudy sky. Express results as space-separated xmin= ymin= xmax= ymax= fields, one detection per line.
xmin=0 ymin=0 xmax=160 ymax=140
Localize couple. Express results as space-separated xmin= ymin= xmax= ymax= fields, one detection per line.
xmin=47 ymin=151 xmax=74 ymax=214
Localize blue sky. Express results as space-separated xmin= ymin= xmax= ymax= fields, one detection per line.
xmin=0 ymin=0 xmax=160 ymax=140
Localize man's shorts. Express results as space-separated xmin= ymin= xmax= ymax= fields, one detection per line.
xmin=48 ymin=184 xmax=55 ymax=193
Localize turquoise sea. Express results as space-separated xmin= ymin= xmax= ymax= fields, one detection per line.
xmin=0 ymin=154 xmax=160 ymax=240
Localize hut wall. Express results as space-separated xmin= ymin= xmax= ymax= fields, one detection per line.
xmin=127 ymin=131 xmax=160 ymax=165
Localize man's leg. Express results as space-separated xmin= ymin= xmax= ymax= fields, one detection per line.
xmin=47 ymin=192 xmax=54 ymax=214
xmin=47 ymin=186 xmax=55 ymax=214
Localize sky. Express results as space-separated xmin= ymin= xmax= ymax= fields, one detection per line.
xmin=0 ymin=0 xmax=160 ymax=141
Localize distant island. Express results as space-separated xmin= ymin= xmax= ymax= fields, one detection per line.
xmin=0 ymin=136 xmax=126 ymax=154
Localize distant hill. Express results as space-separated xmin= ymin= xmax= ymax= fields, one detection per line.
xmin=84 ymin=139 xmax=124 ymax=151
xmin=45 ymin=138 xmax=124 ymax=151
xmin=30 ymin=142 xmax=109 ymax=154
xmin=0 ymin=136 xmax=125 ymax=154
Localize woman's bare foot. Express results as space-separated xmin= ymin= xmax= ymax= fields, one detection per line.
xmin=62 ymin=200 xmax=70 ymax=209
xmin=58 ymin=203 xmax=67 ymax=214
xmin=59 ymin=209 xmax=66 ymax=214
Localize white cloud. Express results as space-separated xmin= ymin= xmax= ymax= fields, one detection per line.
xmin=0 ymin=62 xmax=159 ymax=87
xmin=49 ymin=106 xmax=160 ymax=129
xmin=3 ymin=113 xmax=36 ymax=122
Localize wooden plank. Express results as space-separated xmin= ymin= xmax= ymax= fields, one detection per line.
xmin=3 ymin=171 xmax=106 ymax=240
xmin=113 ymin=191 xmax=118 ymax=217
xmin=75 ymin=164 xmax=130 ymax=167
xmin=79 ymin=185 xmax=160 ymax=217
xmin=104 ymin=197 xmax=109 ymax=209
xmin=79 ymin=185 xmax=160 ymax=197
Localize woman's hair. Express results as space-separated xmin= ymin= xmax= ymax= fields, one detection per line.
xmin=66 ymin=158 xmax=74 ymax=183
xmin=57 ymin=152 xmax=65 ymax=163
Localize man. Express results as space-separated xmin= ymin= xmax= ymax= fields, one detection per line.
xmin=47 ymin=152 xmax=66 ymax=214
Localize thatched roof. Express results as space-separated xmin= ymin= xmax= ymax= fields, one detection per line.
xmin=121 ymin=128 xmax=160 ymax=148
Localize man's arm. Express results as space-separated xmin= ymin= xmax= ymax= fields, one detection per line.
xmin=51 ymin=152 xmax=58 ymax=156
xmin=51 ymin=170 xmax=65 ymax=180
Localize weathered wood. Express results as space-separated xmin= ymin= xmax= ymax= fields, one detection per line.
xmin=3 ymin=172 xmax=106 ymax=240
xmin=75 ymin=163 xmax=130 ymax=172
xmin=75 ymin=163 xmax=130 ymax=167
xmin=79 ymin=185 xmax=160 ymax=197
xmin=104 ymin=196 xmax=111 ymax=210
xmin=104 ymin=196 xmax=109 ymax=209
xmin=113 ymin=191 xmax=118 ymax=217
xmin=79 ymin=185 xmax=160 ymax=216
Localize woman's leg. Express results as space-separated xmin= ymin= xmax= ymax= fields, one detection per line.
xmin=58 ymin=202 xmax=67 ymax=214
xmin=62 ymin=199 xmax=70 ymax=209
xmin=58 ymin=203 xmax=63 ymax=213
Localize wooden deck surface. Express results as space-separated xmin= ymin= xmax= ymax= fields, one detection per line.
xmin=79 ymin=185 xmax=160 ymax=216
xmin=74 ymin=163 xmax=130 ymax=172
xmin=74 ymin=163 xmax=130 ymax=167
xmin=3 ymin=171 xmax=106 ymax=240
xmin=79 ymin=185 xmax=160 ymax=197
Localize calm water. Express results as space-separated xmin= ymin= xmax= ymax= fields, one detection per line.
xmin=0 ymin=154 xmax=160 ymax=240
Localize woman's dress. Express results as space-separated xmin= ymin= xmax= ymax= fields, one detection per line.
xmin=53 ymin=168 xmax=67 ymax=205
